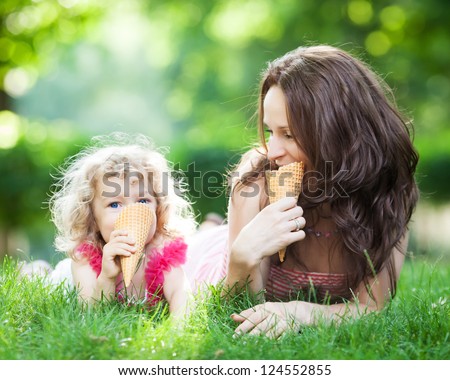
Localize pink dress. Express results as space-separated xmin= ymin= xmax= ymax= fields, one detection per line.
xmin=186 ymin=225 xmax=351 ymax=302
xmin=76 ymin=238 xmax=187 ymax=306
xmin=184 ymin=225 xmax=229 ymax=292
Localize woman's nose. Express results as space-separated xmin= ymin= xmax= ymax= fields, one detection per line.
xmin=267 ymin=137 xmax=286 ymax=161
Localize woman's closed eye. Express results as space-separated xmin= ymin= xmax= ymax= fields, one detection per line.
xmin=265 ymin=128 xmax=293 ymax=139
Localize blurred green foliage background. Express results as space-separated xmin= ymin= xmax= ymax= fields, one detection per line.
xmin=0 ymin=0 xmax=449 ymax=262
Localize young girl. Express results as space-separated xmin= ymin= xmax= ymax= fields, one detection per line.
xmin=50 ymin=133 xmax=196 ymax=317
xmin=186 ymin=45 xmax=419 ymax=337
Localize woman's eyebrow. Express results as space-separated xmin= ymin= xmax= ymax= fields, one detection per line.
xmin=263 ymin=123 xmax=289 ymax=129
xmin=265 ymin=125 xmax=290 ymax=131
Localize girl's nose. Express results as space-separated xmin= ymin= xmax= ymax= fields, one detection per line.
xmin=267 ymin=137 xmax=286 ymax=162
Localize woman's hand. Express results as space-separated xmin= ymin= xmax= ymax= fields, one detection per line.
xmin=230 ymin=197 xmax=306 ymax=266
xmin=101 ymin=230 xmax=136 ymax=280
xmin=231 ymin=300 xmax=313 ymax=339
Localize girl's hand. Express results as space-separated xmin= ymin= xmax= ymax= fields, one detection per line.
xmin=231 ymin=301 xmax=312 ymax=339
xmin=230 ymin=197 xmax=306 ymax=265
xmin=101 ymin=230 xmax=136 ymax=279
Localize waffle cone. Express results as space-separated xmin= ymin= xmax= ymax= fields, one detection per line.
xmin=114 ymin=203 xmax=153 ymax=287
xmin=266 ymin=162 xmax=305 ymax=262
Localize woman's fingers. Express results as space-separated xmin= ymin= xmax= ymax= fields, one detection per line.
xmin=271 ymin=197 xmax=299 ymax=211
xmin=284 ymin=205 xmax=303 ymax=220
xmin=290 ymin=217 xmax=306 ymax=232
xmin=247 ymin=313 xmax=279 ymax=336
xmin=269 ymin=199 xmax=305 ymax=234
xmin=230 ymin=313 xmax=246 ymax=323
xmin=289 ymin=229 xmax=306 ymax=241
xmin=232 ymin=305 xmax=293 ymax=339
xmin=232 ymin=306 xmax=268 ymax=336
xmin=268 ymin=319 xmax=290 ymax=339
xmin=230 ymin=307 xmax=258 ymax=325
xmin=233 ymin=315 xmax=267 ymax=336
xmin=231 ymin=196 xmax=305 ymax=260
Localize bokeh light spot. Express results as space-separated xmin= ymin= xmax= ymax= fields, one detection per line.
xmin=10 ymin=41 xmax=33 ymax=66
xmin=380 ymin=6 xmax=406 ymax=31
xmin=25 ymin=122 xmax=48 ymax=146
xmin=348 ymin=0 xmax=373 ymax=25
xmin=166 ymin=89 xmax=193 ymax=120
xmin=0 ymin=111 xmax=21 ymax=149
xmin=58 ymin=0 xmax=79 ymax=9
xmin=205 ymin=0 xmax=281 ymax=47
xmin=4 ymin=67 xmax=37 ymax=97
xmin=365 ymin=31 xmax=391 ymax=56
xmin=0 ymin=38 xmax=15 ymax=62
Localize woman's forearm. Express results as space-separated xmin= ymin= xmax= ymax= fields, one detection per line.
xmin=225 ymin=245 xmax=265 ymax=296
xmin=288 ymin=299 xmax=379 ymax=326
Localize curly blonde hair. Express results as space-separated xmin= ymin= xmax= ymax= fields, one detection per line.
xmin=50 ymin=133 xmax=196 ymax=258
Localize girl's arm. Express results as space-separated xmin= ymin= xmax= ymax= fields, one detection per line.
xmin=232 ymin=238 xmax=407 ymax=338
xmin=72 ymin=230 xmax=135 ymax=303
xmin=71 ymin=259 xmax=116 ymax=302
xmin=163 ymin=266 xmax=191 ymax=317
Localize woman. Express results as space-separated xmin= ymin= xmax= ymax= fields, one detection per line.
xmin=188 ymin=45 xmax=419 ymax=337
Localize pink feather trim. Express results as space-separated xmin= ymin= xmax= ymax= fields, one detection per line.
xmin=76 ymin=242 xmax=103 ymax=277
xmin=145 ymin=238 xmax=187 ymax=305
xmin=77 ymin=238 xmax=187 ymax=306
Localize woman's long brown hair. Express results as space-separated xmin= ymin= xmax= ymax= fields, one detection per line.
xmin=234 ymin=45 xmax=419 ymax=297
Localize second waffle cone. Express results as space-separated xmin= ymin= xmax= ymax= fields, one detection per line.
xmin=266 ymin=161 xmax=305 ymax=262
xmin=114 ymin=203 xmax=153 ymax=288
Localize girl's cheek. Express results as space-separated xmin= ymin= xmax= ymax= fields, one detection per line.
xmin=147 ymin=225 xmax=157 ymax=242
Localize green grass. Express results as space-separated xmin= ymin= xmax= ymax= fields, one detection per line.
xmin=0 ymin=257 xmax=448 ymax=360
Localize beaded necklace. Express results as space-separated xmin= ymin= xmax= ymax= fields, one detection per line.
xmin=305 ymin=227 xmax=339 ymax=238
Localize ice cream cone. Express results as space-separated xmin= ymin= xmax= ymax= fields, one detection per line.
xmin=266 ymin=161 xmax=305 ymax=262
xmin=114 ymin=203 xmax=153 ymax=287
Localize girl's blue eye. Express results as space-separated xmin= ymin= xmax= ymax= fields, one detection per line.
xmin=138 ymin=199 xmax=150 ymax=204
xmin=109 ymin=202 xmax=119 ymax=208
